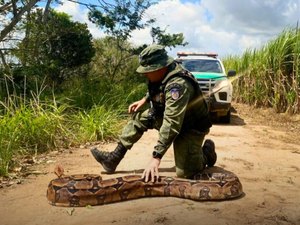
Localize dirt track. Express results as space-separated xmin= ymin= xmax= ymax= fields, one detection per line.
xmin=0 ymin=103 xmax=300 ymax=225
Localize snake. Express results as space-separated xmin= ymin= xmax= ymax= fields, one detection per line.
xmin=46 ymin=168 xmax=243 ymax=207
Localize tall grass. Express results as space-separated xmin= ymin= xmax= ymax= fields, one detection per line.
xmin=0 ymin=116 xmax=19 ymax=175
xmin=0 ymin=37 xmax=147 ymax=176
xmin=0 ymin=93 xmax=71 ymax=175
xmin=224 ymin=26 xmax=300 ymax=113
xmin=74 ymin=105 xmax=124 ymax=142
xmin=0 ymin=79 xmax=142 ymax=176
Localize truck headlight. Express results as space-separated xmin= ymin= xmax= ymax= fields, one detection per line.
xmin=212 ymin=79 xmax=231 ymax=93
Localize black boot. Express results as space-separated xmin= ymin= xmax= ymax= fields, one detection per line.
xmin=202 ymin=139 xmax=217 ymax=167
xmin=90 ymin=143 xmax=127 ymax=173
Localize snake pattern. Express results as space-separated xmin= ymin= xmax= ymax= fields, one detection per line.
xmin=47 ymin=172 xmax=243 ymax=207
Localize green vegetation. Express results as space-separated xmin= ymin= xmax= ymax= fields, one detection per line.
xmin=223 ymin=27 xmax=300 ymax=113
xmin=12 ymin=9 xmax=95 ymax=89
xmin=0 ymin=93 xmax=69 ymax=175
xmin=1 ymin=2 xmax=188 ymax=176
xmin=0 ymin=28 xmax=146 ymax=176
xmin=0 ymin=73 xmax=146 ymax=175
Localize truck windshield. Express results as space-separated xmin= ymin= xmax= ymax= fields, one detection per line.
xmin=181 ymin=59 xmax=222 ymax=73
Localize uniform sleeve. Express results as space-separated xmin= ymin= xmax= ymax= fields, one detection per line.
xmin=154 ymin=77 xmax=194 ymax=156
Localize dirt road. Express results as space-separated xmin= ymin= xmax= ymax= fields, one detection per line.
xmin=0 ymin=103 xmax=300 ymax=225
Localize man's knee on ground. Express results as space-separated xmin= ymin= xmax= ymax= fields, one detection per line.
xmin=176 ymin=167 xmax=194 ymax=179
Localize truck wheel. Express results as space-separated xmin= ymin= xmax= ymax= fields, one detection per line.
xmin=220 ymin=110 xmax=231 ymax=123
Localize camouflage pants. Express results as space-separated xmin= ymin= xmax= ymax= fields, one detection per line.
xmin=119 ymin=109 xmax=208 ymax=178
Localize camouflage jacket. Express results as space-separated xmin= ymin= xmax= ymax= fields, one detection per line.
xmin=147 ymin=62 xmax=212 ymax=156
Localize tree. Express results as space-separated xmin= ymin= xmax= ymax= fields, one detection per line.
xmin=0 ymin=0 xmax=39 ymax=42
xmin=0 ymin=0 xmax=39 ymax=70
xmin=130 ymin=27 xmax=189 ymax=56
xmin=88 ymin=0 xmax=155 ymax=41
xmin=0 ymin=0 xmax=60 ymax=74
xmin=14 ymin=9 xmax=95 ymax=86
xmin=151 ymin=26 xmax=188 ymax=49
xmin=0 ymin=0 xmax=155 ymax=73
xmin=91 ymin=37 xmax=139 ymax=83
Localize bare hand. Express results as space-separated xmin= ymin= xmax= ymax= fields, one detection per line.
xmin=142 ymin=158 xmax=161 ymax=182
xmin=128 ymin=98 xmax=147 ymax=113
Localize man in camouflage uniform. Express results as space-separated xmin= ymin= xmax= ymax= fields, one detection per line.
xmin=91 ymin=44 xmax=216 ymax=182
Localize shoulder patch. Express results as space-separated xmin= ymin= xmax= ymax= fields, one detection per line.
xmin=167 ymin=83 xmax=182 ymax=100
xmin=170 ymin=88 xmax=180 ymax=100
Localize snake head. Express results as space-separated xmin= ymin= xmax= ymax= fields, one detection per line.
xmin=54 ymin=164 xmax=64 ymax=178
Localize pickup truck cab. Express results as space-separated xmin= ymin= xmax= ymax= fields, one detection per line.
xmin=176 ymin=52 xmax=236 ymax=123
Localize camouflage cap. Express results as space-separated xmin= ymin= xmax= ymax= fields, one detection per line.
xmin=136 ymin=44 xmax=174 ymax=73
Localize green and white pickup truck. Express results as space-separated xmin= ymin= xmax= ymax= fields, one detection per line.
xmin=176 ymin=52 xmax=236 ymax=123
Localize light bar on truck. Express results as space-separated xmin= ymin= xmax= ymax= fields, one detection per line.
xmin=177 ymin=52 xmax=218 ymax=58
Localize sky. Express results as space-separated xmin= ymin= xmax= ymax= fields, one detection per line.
xmin=54 ymin=0 xmax=300 ymax=58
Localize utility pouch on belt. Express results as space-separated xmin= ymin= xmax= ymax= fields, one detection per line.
xmin=182 ymin=116 xmax=212 ymax=132
xmin=194 ymin=116 xmax=212 ymax=132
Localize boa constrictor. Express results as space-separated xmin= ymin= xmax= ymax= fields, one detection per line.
xmin=47 ymin=168 xmax=243 ymax=207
